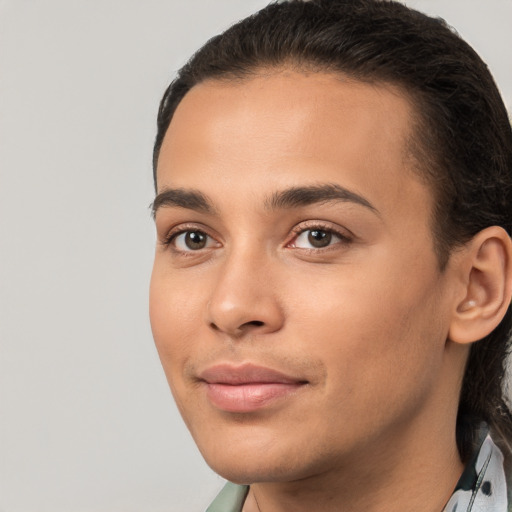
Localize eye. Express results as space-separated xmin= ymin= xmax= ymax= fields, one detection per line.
xmin=290 ymin=227 xmax=348 ymax=249
xmin=171 ymin=230 xmax=216 ymax=251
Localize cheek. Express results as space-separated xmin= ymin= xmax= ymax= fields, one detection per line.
xmin=149 ymin=267 xmax=203 ymax=376
xmin=149 ymin=270 xmax=206 ymax=422
xmin=288 ymin=257 xmax=447 ymax=401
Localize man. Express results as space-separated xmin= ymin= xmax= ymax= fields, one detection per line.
xmin=149 ymin=1 xmax=512 ymax=510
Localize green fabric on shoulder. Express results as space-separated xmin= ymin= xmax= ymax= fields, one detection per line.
xmin=206 ymin=482 xmax=249 ymax=512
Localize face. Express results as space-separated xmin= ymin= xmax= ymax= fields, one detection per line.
xmin=150 ymin=71 xmax=460 ymax=484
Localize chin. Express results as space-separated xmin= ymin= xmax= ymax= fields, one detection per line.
xmin=196 ymin=437 xmax=277 ymax=482
xmin=206 ymin=458 xmax=303 ymax=485
xmin=196 ymin=433 xmax=321 ymax=485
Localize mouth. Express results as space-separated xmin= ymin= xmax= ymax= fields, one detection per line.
xmin=198 ymin=363 xmax=308 ymax=413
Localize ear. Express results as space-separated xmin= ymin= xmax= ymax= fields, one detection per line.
xmin=449 ymin=226 xmax=512 ymax=345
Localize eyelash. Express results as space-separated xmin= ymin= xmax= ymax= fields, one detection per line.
xmin=161 ymin=222 xmax=353 ymax=254
xmin=161 ymin=224 xmax=216 ymax=253
xmin=288 ymin=222 xmax=353 ymax=251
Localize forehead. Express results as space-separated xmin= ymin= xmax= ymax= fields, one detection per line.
xmin=157 ymin=70 xmax=431 ymax=222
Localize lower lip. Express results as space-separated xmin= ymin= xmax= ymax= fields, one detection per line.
xmin=205 ymin=382 xmax=304 ymax=413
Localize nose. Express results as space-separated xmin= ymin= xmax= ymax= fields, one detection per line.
xmin=206 ymin=252 xmax=285 ymax=338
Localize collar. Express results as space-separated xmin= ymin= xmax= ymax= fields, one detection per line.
xmin=206 ymin=481 xmax=249 ymax=512
xmin=443 ymin=426 xmax=508 ymax=511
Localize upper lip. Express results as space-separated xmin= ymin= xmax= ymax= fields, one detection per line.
xmin=198 ymin=363 xmax=306 ymax=385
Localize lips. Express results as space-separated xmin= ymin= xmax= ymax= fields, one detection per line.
xmin=198 ymin=363 xmax=307 ymax=413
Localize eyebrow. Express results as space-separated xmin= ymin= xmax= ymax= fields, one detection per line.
xmin=151 ymin=183 xmax=378 ymax=218
xmin=265 ymin=184 xmax=378 ymax=214
xmin=151 ymin=188 xmax=215 ymax=218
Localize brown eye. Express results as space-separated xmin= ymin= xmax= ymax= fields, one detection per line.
xmin=308 ymin=230 xmax=332 ymax=248
xmin=291 ymin=227 xmax=348 ymax=250
xmin=185 ymin=231 xmax=207 ymax=250
xmin=173 ymin=230 xmax=213 ymax=251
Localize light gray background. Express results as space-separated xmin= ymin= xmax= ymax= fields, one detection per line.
xmin=0 ymin=1 xmax=511 ymax=511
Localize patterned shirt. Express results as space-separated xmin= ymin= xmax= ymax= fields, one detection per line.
xmin=206 ymin=428 xmax=510 ymax=512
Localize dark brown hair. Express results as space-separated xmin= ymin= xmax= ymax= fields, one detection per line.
xmin=153 ymin=0 xmax=512 ymax=460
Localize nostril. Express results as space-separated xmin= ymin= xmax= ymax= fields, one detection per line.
xmin=208 ymin=318 xmax=269 ymax=336
xmin=246 ymin=320 xmax=264 ymax=327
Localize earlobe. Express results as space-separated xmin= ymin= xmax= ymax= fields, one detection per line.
xmin=449 ymin=226 xmax=512 ymax=345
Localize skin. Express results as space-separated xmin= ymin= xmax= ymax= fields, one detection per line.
xmin=150 ymin=71 xmax=471 ymax=512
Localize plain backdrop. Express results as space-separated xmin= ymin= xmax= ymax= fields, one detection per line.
xmin=0 ymin=1 xmax=511 ymax=511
